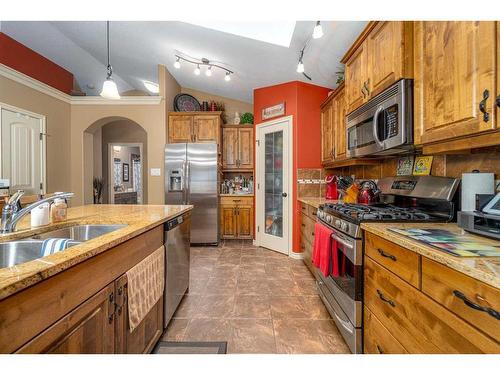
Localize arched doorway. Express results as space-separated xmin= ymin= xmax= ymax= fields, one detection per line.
xmin=83 ymin=117 xmax=148 ymax=205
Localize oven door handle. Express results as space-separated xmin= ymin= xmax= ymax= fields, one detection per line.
xmin=331 ymin=233 xmax=354 ymax=249
xmin=372 ymin=105 xmax=384 ymax=147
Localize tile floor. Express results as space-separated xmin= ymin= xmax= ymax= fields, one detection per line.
xmin=161 ymin=240 xmax=350 ymax=354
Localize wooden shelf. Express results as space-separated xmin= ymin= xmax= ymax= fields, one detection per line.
xmin=322 ymin=158 xmax=381 ymax=169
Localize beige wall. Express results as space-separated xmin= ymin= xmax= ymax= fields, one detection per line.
xmin=180 ymin=87 xmax=253 ymax=124
xmin=0 ymin=75 xmax=71 ymax=193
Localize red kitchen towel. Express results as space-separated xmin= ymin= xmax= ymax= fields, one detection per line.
xmin=312 ymin=223 xmax=333 ymax=277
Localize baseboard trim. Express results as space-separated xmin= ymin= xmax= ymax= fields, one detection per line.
xmin=289 ymin=252 xmax=304 ymax=259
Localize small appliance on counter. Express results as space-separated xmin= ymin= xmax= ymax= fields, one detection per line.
xmin=458 ymin=192 xmax=500 ymax=240
xmin=461 ymin=170 xmax=495 ymax=211
xmin=325 ymin=175 xmax=338 ymax=199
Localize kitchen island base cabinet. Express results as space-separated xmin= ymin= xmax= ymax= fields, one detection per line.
xmin=0 ymin=225 xmax=165 ymax=354
xmin=16 ymin=283 xmax=116 ymax=354
xmin=114 ymin=274 xmax=164 ymax=354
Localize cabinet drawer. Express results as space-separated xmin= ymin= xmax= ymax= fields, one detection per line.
xmin=364 ymin=306 xmax=407 ymax=354
xmin=300 ymin=214 xmax=315 ymax=245
xmin=299 ymin=202 xmax=309 ymax=215
xmin=307 ymin=205 xmax=318 ymax=219
xmin=220 ymin=196 xmax=253 ymax=206
xmin=365 ymin=256 xmax=499 ymax=353
xmin=422 ymin=258 xmax=500 ymax=342
xmin=365 ymin=232 xmax=420 ymax=288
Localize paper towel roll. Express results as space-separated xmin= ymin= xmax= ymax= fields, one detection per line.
xmin=461 ymin=172 xmax=494 ymax=211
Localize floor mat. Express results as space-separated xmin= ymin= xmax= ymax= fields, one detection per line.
xmin=153 ymin=341 xmax=227 ymax=354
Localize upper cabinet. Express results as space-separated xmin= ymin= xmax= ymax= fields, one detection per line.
xmin=414 ymin=21 xmax=498 ymax=148
xmin=333 ymin=86 xmax=347 ymax=160
xmin=321 ymin=83 xmax=346 ymax=166
xmin=320 ymin=98 xmax=334 ymax=164
xmin=342 ymin=22 xmax=413 ymax=115
xmin=222 ymin=125 xmax=254 ymax=171
xmin=168 ymin=112 xmax=221 ymax=144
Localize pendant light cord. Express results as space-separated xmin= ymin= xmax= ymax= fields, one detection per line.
xmin=106 ymin=20 xmax=113 ymax=79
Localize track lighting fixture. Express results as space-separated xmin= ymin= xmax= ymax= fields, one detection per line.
xmin=174 ymin=54 xmax=233 ymax=82
xmin=174 ymin=57 xmax=181 ymax=69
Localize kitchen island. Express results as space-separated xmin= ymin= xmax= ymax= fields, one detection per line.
xmin=0 ymin=204 xmax=193 ymax=353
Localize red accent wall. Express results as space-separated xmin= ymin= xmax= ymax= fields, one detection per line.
xmin=0 ymin=32 xmax=74 ymax=94
xmin=254 ymin=81 xmax=330 ymax=253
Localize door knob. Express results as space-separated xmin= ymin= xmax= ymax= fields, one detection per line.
xmin=282 ymin=192 xmax=288 ymax=197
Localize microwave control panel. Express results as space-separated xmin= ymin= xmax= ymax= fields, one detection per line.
xmin=385 ymin=106 xmax=398 ymax=138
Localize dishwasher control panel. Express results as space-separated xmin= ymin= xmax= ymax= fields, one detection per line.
xmin=166 ymin=215 xmax=184 ymax=231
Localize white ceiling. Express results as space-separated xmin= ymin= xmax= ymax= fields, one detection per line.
xmin=1 ymin=21 xmax=367 ymax=103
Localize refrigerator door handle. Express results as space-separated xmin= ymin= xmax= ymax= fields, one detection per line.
xmin=185 ymin=160 xmax=191 ymax=204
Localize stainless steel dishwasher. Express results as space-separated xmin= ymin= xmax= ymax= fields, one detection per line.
xmin=164 ymin=212 xmax=191 ymax=328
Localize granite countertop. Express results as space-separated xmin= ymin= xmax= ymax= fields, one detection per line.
xmin=0 ymin=204 xmax=193 ymax=300
xmin=298 ymin=197 xmax=340 ymax=209
xmin=361 ymin=222 xmax=500 ymax=289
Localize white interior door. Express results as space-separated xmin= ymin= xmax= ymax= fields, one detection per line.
xmin=256 ymin=117 xmax=292 ymax=254
xmin=1 ymin=107 xmax=45 ymax=195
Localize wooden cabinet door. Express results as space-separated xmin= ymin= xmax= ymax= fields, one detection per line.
xmin=333 ymin=86 xmax=347 ymax=160
xmin=17 ymin=283 xmax=115 ymax=354
xmin=236 ymin=205 xmax=253 ymax=239
xmin=414 ymin=21 xmax=497 ymax=145
xmin=114 ymin=274 xmax=163 ymax=354
xmin=220 ymin=206 xmax=237 ymax=239
xmin=168 ymin=115 xmax=193 ymax=143
xmin=366 ymin=21 xmax=406 ymax=97
xmin=238 ymin=128 xmax=254 ymax=169
xmin=222 ymin=128 xmax=238 ymax=169
xmin=193 ymin=115 xmax=219 ymax=143
xmin=320 ymin=100 xmax=334 ymax=164
xmin=345 ymin=43 xmax=368 ymax=114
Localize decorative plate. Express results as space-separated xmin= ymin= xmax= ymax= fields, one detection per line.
xmin=174 ymin=94 xmax=201 ymax=112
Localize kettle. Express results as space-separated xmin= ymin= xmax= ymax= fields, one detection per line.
xmin=325 ymin=175 xmax=339 ymax=200
xmin=357 ymin=180 xmax=381 ymax=205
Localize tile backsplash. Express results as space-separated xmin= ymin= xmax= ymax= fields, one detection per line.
xmin=297 ymin=169 xmax=324 ymax=198
xmin=325 ymin=151 xmax=500 ymax=182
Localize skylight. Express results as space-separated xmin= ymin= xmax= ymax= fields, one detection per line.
xmin=186 ymin=21 xmax=296 ymax=48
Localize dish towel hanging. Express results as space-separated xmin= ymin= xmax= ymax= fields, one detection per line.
xmin=126 ymin=245 xmax=165 ymax=332
xmin=312 ymin=222 xmax=333 ymax=277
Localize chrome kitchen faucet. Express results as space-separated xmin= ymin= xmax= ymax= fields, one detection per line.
xmin=0 ymin=190 xmax=74 ymax=234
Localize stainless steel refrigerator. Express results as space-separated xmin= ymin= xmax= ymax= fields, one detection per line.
xmin=165 ymin=143 xmax=218 ymax=245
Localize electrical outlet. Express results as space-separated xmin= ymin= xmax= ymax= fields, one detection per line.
xmin=150 ymin=168 xmax=161 ymax=177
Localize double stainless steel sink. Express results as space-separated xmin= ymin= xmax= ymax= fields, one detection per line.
xmin=0 ymin=224 xmax=127 ymax=269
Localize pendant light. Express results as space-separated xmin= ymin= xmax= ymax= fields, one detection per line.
xmin=313 ymin=21 xmax=323 ymax=39
xmin=100 ymin=21 xmax=120 ymax=99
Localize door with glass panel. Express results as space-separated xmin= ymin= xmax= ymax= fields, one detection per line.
xmin=256 ymin=118 xmax=290 ymax=254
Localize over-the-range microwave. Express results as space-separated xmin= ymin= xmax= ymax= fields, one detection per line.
xmin=346 ymin=79 xmax=413 ymax=158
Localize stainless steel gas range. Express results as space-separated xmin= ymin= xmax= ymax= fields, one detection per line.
xmin=314 ymin=176 xmax=460 ymax=354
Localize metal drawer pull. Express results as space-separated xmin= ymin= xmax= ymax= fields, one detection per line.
xmin=377 ymin=248 xmax=397 ymax=261
xmin=377 ymin=289 xmax=396 ymax=307
xmin=453 ymin=290 xmax=500 ymax=320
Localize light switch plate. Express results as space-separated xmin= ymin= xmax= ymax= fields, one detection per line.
xmin=150 ymin=168 xmax=161 ymax=176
